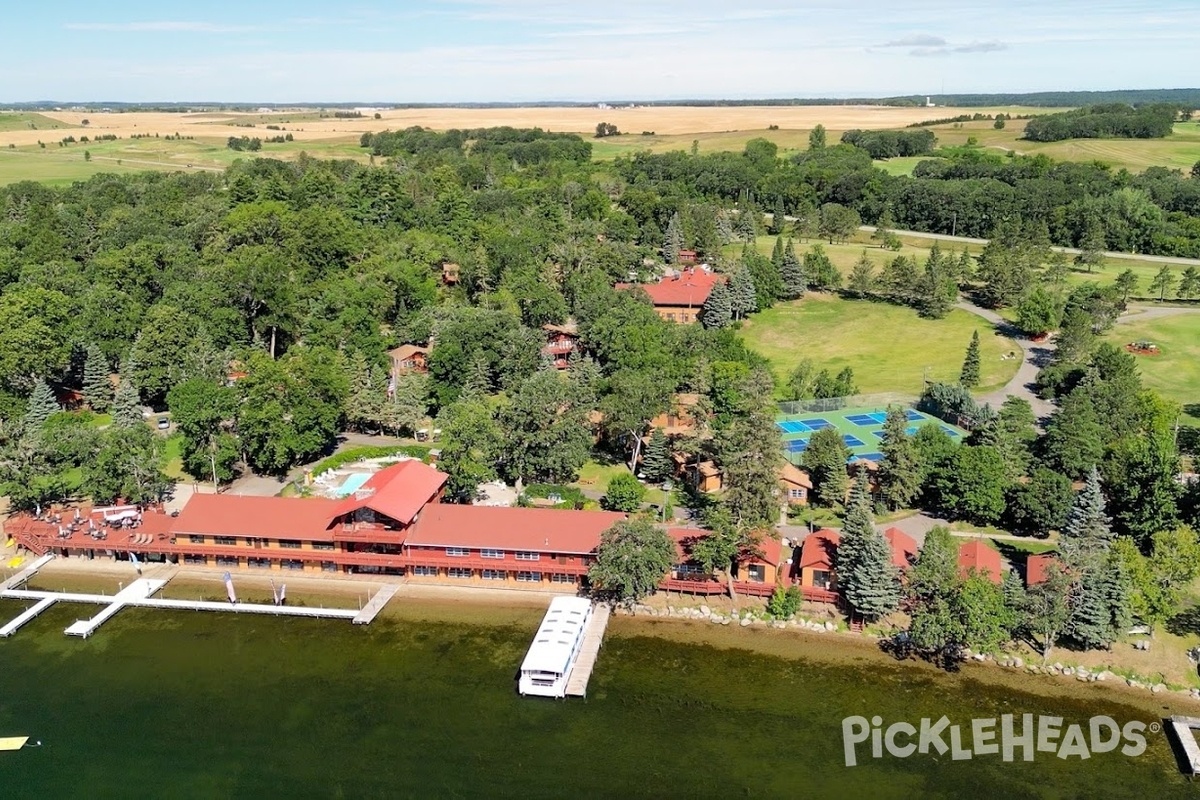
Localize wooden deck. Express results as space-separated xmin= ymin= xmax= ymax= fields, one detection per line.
xmin=565 ymin=603 xmax=611 ymax=698
xmin=1169 ymin=716 xmax=1200 ymax=775
xmin=353 ymin=584 xmax=399 ymax=624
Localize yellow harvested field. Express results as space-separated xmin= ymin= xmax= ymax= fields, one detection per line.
xmin=0 ymin=105 xmax=1046 ymax=146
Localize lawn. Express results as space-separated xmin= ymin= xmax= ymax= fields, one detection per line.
xmin=739 ymin=294 xmax=1020 ymax=396
xmin=872 ymin=156 xmax=937 ymax=176
xmin=0 ymin=112 xmax=69 ymax=132
xmin=1105 ymin=312 xmax=1200 ymax=425
xmin=162 ymin=434 xmax=185 ymax=480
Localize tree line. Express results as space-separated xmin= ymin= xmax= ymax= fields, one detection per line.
xmin=1022 ymin=103 xmax=1180 ymax=142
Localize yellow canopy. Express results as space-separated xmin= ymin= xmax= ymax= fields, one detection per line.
xmin=0 ymin=737 xmax=29 ymax=751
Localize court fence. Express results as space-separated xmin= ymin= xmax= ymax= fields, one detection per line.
xmin=777 ymin=392 xmax=919 ymax=417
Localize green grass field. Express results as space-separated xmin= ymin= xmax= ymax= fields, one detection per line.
xmin=740 ymin=294 xmax=1020 ymax=396
xmin=0 ymin=112 xmax=69 ymax=132
xmin=0 ymin=136 xmax=370 ymax=186
xmin=1105 ymin=311 xmax=1200 ymax=425
xmin=931 ymin=119 xmax=1200 ymax=173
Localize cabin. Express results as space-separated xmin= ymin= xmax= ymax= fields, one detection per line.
xmin=649 ymin=392 xmax=702 ymax=435
xmin=441 ymin=262 xmax=460 ymax=285
xmin=881 ymin=527 xmax=918 ymax=571
xmin=677 ymin=249 xmax=698 ymax=265
xmin=958 ymin=539 xmax=1004 ymax=583
xmin=663 ymin=527 xmax=784 ymax=597
xmin=541 ymin=323 xmax=579 ymax=369
xmin=1025 ymin=553 xmax=1060 ymax=586
xmin=616 ymin=267 xmax=723 ymax=324
xmin=798 ymin=529 xmax=840 ymax=594
xmin=779 ymin=463 xmax=812 ymax=507
xmin=388 ymin=344 xmax=429 ymax=378
xmin=688 ymin=461 xmax=723 ymax=494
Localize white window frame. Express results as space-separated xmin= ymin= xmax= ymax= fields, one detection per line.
xmin=515 ymin=552 xmax=540 ymax=561
xmin=412 ymin=565 xmax=437 ymax=577
xmin=448 ymin=567 xmax=472 ymax=579
xmin=551 ymin=574 xmax=575 ymax=584
xmin=481 ymin=549 xmax=504 ymax=559
xmin=482 ymin=569 xmax=507 ymax=580
xmin=516 ymin=571 xmax=543 ymax=583
xmin=446 ymin=547 xmax=469 ymax=557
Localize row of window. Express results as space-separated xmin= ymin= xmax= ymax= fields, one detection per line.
xmin=186 ymin=535 xmax=324 ymax=549
xmin=179 ymin=556 xmax=336 ymax=571
xmin=442 ymin=549 xmax=577 ymax=562
xmin=413 ymin=566 xmax=575 ymax=583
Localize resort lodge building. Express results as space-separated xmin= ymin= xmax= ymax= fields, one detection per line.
xmin=616 ymin=267 xmax=723 ymax=324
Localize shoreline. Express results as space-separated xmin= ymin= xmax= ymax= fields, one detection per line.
xmin=5 ymin=557 xmax=1199 ymax=715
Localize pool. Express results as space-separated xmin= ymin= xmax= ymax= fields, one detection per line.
xmin=333 ymin=473 xmax=372 ymax=497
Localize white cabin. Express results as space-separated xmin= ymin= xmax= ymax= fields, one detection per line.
xmin=518 ymin=596 xmax=593 ymax=698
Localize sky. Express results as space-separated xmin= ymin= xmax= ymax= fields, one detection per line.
xmin=2 ymin=1 xmax=1198 ymax=102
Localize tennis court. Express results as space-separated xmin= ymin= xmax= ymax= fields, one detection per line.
xmin=777 ymin=406 xmax=966 ymax=465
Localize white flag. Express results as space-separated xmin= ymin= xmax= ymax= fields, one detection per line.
xmin=223 ymin=571 xmax=237 ymax=604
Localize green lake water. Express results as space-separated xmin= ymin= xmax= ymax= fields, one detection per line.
xmin=0 ymin=596 xmax=1195 ymax=799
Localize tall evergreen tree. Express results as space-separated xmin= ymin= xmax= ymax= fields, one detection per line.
xmin=1066 ymin=558 xmax=1130 ymax=650
xmin=700 ymin=281 xmax=733 ymax=329
xmin=112 ymin=378 xmax=143 ymax=429
xmin=836 ymin=473 xmax=902 ymax=620
xmin=663 ymin=211 xmax=684 ymax=265
xmin=803 ymin=245 xmax=839 ymax=291
xmin=770 ymin=236 xmax=785 ymax=270
xmin=906 ymin=526 xmax=965 ymax=662
xmin=769 ymin=197 xmax=787 ymax=235
xmin=1060 ymin=467 xmax=1114 ymax=569
xmin=1178 ymin=266 xmax=1200 ymax=300
xmin=959 ymin=331 xmax=981 ymax=388
xmin=878 ymin=406 xmax=921 ymax=510
xmin=802 ymin=426 xmax=850 ymax=506
xmin=728 ymin=268 xmax=758 ymax=319
xmin=847 ymin=252 xmax=875 ymax=298
xmin=641 ymin=427 xmax=673 ymax=483
xmin=1149 ymin=264 xmax=1177 ymax=301
xmin=23 ymin=380 xmax=60 ymax=432
xmin=82 ymin=343 xmax=112 ymax=413
xmin=779 ymin=239 xmax=806 ymax=299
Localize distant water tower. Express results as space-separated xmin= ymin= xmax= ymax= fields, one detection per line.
xmin=926 ymin=96 xmax=935 ymax=107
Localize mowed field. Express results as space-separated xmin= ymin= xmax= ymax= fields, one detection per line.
xmin=1104 ymin=311 xmax=1200 ymax=426
xmin=739 ymin=293 xmax=1020 ymax=396
xmin=931 ymin=118 xmax=1200 ymax=173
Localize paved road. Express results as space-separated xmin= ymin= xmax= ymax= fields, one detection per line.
xmin=1113 ymin=303 xmax=1200 ymax=325
xmin=954 ymin=299 xmax=1057 ymax=423
xmin=860 ymin=225 xmax=1200 ymax=267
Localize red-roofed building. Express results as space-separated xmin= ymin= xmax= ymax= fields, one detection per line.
xmin=388 ymin=344 xmax=429 ymax=379
xmin=1025 ymin=553 xmax=1060 ymax=586
xmin=661 ymin=527 xmax=784 ymax=597
xmin=405 ymin=505 xmax=626 ymax=587
xmin=540 ymin=323 xmax=579 ymax=369
xmin=958 ymin=539 xmax=1004 ymax=584
xmin=798 ymin=529 xmax=840 ymax=594
xmin=616 ymin=267 xmax=724 ymax=324
xmin=882 ymin=527 xmax=919 ymax=571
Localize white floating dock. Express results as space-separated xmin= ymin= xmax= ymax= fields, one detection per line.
xmin=1169 ymin=716 xmax=1200 ymax=775
xmin=0 ymin=577 xmax=394 ymax=638
xmin=0 ymin=597 xmax=57 ymax=638
xmin=63 ymin=579 xmax=166 ymax=638
xmin=565 ymin=603 xmax=611 ymax=697
xmin=353 ymin=584 xmax=398 ymax=624
xmin=0 ymin=554 xmax=55 ymax=591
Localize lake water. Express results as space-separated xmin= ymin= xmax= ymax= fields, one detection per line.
xmin=0 ymin=596 xmax=1194 ymax=798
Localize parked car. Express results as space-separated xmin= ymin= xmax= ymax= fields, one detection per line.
xmin=156 ymin=417 xmax=170 ymax=430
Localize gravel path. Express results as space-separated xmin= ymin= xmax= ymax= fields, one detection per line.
xmin=954 ymin=299 xmax=1057 ymax=423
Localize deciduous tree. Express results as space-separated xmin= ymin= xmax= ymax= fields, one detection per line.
xmin=602 ymin=472 xmax=647 ymax=512
xmin=589 ymin=518 xmax=675 ymax=607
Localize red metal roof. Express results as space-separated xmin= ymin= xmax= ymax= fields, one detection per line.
xmin=331 ymin=460 xmax=447 ymax=526
xmin=882 ymin=527 xmax=919 ymax=570
xmin=666 ymin=526 xmax=705 ymax=561
xmin=799 ymin=529 xmax=840 ymax=570
xmin=1026 ymin=553 xmax=1059 ymax=586
xmin=958 ymin=538 xmax=1003 ymax=583
xmin=616 ymin=269 xmax=723 ymax=308
xmin=408 ymin=505 xmax=627 ymax=554
xmin=172 ymin=495 xmax=342 ymax=542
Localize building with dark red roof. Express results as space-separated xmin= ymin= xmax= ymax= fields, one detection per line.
xmin=882 ymin=527 xmax=919 ymax=571
xmin=616 ymin=267 xmax=724 ymax=324
xmin=958 ymin=539 xmax=1004 ymax=584
xmin=1025 ymin=553 xmax=1060 ymax=586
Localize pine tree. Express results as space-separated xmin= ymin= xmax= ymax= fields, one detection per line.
xmin=878 ymin=406 xmax=921 ymax=510
xmin=700 ymin=281 xmax=733 ymax=329
xmin=769 ymin=197 xmax=786 ymax=235
xmin=959 ymin=331 xmax=981 ymax=388
xmin=837 ymin=473 xmax=902 ymax=620
xmin=1060 ymin=467 xmax=1114 ymax=569
xmin=847 ymin=251 xmax=875 ymax=298
xmin=770 ymin=236 xmax=785 ymax=270
xmin=779 ymin=239 xmax=806 ymax=299
xmin=641 ymin=427 xmax=673 ymax=484
xmin=663 ymin=211 xmax=684 ymax=264
xmin=1149 ymin=264 xmax=1176 ymax=302
xmin=82 ymin=344 xmax=112 ymax=413
xmin=23 ymin=380 xmax=60 ymax=432
xmin=956 ymin=248 xmax=974 ymax=283
xmin=1066 ymin=564 xmax=1129 ymax=650
xmin=112 ymin=378 xmax=143 ymax=428
xmin=729 ymin=268 xmax=757 ymax=319
xmin=803 ymin=245 xmax=839 ymax=291
xmin=462 ymin=351 xmax=492 ymax=397
xmin=1075 ymin=218 xmax=1106 ymax=273
xmin=734 ymin=208 xmax=757 ymax=242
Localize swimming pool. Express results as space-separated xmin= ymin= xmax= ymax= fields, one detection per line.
xmin=333 ymin=473 xmax=372 ymax=497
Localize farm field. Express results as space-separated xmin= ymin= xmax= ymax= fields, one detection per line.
xmin=930 ymin=119 xmax=1200 ymax=173
xmin=0 ymin=136 xmax=368 ymax=186
xmin=1105 ymin=311 xmax=1200 ymax=426
xmin=738 ymin=294 xmax=1020 ymax=396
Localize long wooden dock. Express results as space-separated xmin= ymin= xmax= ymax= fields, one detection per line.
xmin=1169 ymin=716 xmax=1200 ymax=775
xmin=565 ymin=603 xmax=611 ymax=698
xmin=353 ymin=584 xmax=398 ymax=624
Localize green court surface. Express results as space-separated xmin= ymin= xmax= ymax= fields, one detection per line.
xmin=777 ymin=406 xmax=966 ymax=465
